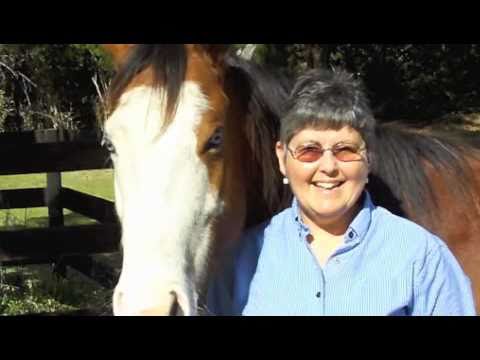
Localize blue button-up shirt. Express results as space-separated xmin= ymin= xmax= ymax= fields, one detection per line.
xmin=208 ymin=192 xmax=476 ymax=315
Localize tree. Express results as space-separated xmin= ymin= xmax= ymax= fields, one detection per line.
xmin=0 ymin=44 xmax=114 ymax=132
xmin=246 ymin=44 xmax=480 ymax=125
xmin=3 ymin=44 xmax=479 ymax=132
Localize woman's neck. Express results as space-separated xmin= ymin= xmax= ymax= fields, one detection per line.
xmin=299 ymin=200 xmax=362 ymax=238
xmin=299 ymin=202 xmax=362 ymax=267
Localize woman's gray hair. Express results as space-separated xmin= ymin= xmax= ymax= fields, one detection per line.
xmin=280 ymin=68 xmax=376 ymax=155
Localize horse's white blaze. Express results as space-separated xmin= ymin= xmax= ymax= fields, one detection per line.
xmin=106 ymin=83 xmax=221 ymax=315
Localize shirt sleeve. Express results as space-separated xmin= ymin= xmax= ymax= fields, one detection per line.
xmin=411 ymin=237 xmax=476 ymax=316
xmin=206 ymin=223 xmax=265 ymax=316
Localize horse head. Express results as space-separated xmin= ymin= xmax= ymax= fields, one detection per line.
xmin=103 ymin=44 xmax=255 ymax=315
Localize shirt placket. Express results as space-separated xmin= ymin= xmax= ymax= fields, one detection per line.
xmin=303 ymin=226 xmax=362 ymax=315
xmin=298 ymin=225 xmax=326 ymax=315
xmin=324 ymin=231 xmax=364 ymax=314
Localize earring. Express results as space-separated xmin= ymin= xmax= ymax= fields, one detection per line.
xmin=365 ymin=177 xmax=369 ymax=184
xmin=283 ymin=177 xmax=289 ymax=185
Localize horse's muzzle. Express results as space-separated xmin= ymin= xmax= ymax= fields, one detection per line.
xmin=113 ymin=287 xmax=189 ymax=316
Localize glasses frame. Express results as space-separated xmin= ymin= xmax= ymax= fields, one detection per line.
xmin=286 ymin=143 xmax=367 ymax=163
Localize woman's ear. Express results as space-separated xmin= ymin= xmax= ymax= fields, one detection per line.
xmin=275 ymin=141 xmax=287 ymax=177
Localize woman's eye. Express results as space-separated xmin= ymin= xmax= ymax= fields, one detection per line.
xmin=336 ymin=146 xmax=355 ymax=153
xmin=304 ymin=145 xmax=321 ymax=152
xmin=204 ymin=127 xmax=224 ymax=152
xmin=298 ymin=145 xmax=321 ymax=155
xmin=334 ymin=145 xmax=358 ymax=154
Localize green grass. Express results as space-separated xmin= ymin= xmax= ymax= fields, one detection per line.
xmin=0 ymin=169 xmax=117 ymax=315
xmin=0 ymin=169 xmax=114 ymax=228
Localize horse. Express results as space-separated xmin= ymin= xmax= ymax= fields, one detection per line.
xmin=101 ymin=44 xmax=480 ymax=315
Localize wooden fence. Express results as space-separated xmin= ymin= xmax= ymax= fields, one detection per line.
xmin=0 ymin=129 xmax=121 ymax=289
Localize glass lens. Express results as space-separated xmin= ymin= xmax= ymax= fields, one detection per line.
xmin=332 ymin=145 xmax=362 ymax=161
xmin=295 ymin=145 xmax=323 ymax=162
xmin=293 ymin=144 xmax=363 ymax=162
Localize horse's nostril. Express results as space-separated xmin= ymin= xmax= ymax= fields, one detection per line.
xmin=169 ymin=291 xmax=184 ymax=316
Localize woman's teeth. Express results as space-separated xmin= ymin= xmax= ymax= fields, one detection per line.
xmin=314 ymin=182 xmax=342 ymax=190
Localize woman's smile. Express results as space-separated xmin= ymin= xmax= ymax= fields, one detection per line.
xmin=311 ymin=180 xmax=345 ymax=191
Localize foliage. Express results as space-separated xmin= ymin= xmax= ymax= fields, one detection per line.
xmin=3 ymin=44 xmax=478 ymax=129
xmin=0 ymin=265 xmax=112 ymax=315
xmin=0 ymin=44 xmax=114 ymax=132
xmin=249 ymin=44 xmax=480 ymax=124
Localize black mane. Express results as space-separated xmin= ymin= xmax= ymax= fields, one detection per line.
xmin=107 ymin=45 xmax=480 ymax=230
xmin=369 ymin=122 xmax=480 ymax=225
xmin=108 ymin=44 xmax=187 ymax=124
xmin=225 ymin=56 xmax=293 ymax=224
xmin=107 ymin=45 xmax=292 ymax=225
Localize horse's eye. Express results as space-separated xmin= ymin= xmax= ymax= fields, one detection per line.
xmin=101 ymin=135 xmax=117 ymax=155
xmin=204 ymin=127 xmax=224 ymax=152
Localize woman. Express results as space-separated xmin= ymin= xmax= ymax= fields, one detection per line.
xmin=208 ymin=68 xmax=475 ymax=315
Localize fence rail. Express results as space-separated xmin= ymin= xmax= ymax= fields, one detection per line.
xmin=0 ymin=129 xmax=120 ymax=290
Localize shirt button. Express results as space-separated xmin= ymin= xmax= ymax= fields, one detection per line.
xmin=348 ymin=231 xmax=354 ymax=239
xmin=335 ymin=258 xmax=340 ymax=264
xmin=316 ymin=292 xmax=321 ymax=298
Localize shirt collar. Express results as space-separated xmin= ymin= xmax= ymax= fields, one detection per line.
xmin=292 ymin=197 xmax=309 ymax=233
xmin=346 ymin=191 xmax=374 ymax=244
xmin=290 ymin=191 xmax=374 ymax=244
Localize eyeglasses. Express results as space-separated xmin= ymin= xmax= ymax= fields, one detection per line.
xmin=287 ymin=143 xmax=366 ymax=163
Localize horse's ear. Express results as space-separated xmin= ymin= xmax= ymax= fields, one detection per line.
xmin=102 ymin=44 xmax=135 ymax=69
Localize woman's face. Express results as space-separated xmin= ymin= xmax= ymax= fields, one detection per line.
xmin=276 ymin=125 xmax=369 ymax=233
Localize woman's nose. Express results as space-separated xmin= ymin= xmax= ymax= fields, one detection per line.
xmin=316 ymin=151 xmax=339 ymax=174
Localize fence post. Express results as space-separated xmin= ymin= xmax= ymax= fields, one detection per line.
xmin=46 ymin=172 xmax=63 ymax=228
xmin=46 ymin=171 xmax=67 ymax=277
xmin=0 ymin=128 xmax=120 ymax=293
xmin=44 ymin=130 xmax=67 ymax=276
